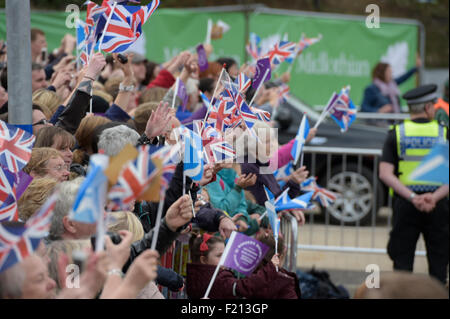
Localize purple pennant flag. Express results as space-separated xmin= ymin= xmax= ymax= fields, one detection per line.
xmin=221 ymin=231 xmax=269 ymax=276
xmin=196 ymin=44 xmax=209 ymax=72
xmin=15 ymin=171 xmax=33 ymax=200
xmin=252 ymin=58 xmax=271 ymax=89
xmin=177 ymin=79 xmax=189 ymax=111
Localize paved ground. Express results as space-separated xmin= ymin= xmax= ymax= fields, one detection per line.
xmin=292 ymin=207 xmax=429 ymax=297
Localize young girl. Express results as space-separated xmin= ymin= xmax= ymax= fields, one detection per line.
xmin=186 ymin=232 xmax=300 ymax=299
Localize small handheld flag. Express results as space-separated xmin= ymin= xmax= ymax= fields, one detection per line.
xmin=203 ymin=231 xmax=269 ymax=298
xmin=409 ymin=143 xmax=449 ymax=185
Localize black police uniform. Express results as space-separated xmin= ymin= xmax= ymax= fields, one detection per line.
xmin=380 ymin=84 xmax=449 ymax=284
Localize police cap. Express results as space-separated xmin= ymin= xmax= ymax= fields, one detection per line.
xmin=402 ymin=84 xmax=438 ymax=105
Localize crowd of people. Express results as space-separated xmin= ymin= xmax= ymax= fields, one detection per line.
xmin=0 ymin=24 xmax=448 ymax=300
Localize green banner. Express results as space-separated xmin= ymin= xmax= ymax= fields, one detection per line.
xmin=0 ymin=8 xmax=418 ymax=109
xmin=249 ymin=12 xmax=418 ymax=108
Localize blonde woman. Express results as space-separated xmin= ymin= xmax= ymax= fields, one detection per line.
xmin=23 ymin=147 xmax=70 ymax=182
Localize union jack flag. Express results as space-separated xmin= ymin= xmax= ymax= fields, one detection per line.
xmin=246 ymin=32 xmax=261 ymax=61
xmin=234 ymin=73 xmax=252 ymax=95
xmin=203 ymin=140 xmax=236 ymax=164
xmin=265 ymin=41 xmax=297 ymax=66
xmin=0 ymin=194 xmax=18 ymax=222
xmin=234 ymin=93 xmax=259 ymax=129
xmin=329 ymin=86 xmax=357 ymax=133
xmin=278 ymin=84 xmax=290 ymax=104
xmin=0 ymin=222 xmax=42 ymax=273
xmin=0 ymin=121 xmax=35 ymax=174
xmin=85 ymin=1 xmax=107 ymax=27
xmin=298 ymin=33 xmax=322 ymax=55
xmin=25 ymin=192 xmax=58 ymax=237
xmin=150 ymin=144 xmax=181 ymax=190
xmin=99 ymin=0 xmax=160 ymax=53
xmin=207 ymin=92 xmax=237 ymax=133
xmin=301 ymin=177 xmax=338 ymax=208
xmin=251 ymin=106 xmax=271 ymax=123
xmin=0 ymin=167 xmax=16 ymax=204
xmin=109 ymin=145 xmax=157 ymax=209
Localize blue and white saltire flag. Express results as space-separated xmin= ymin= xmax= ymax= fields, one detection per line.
xmin=183 ymin=130 xmax=204 ymax=182
xmin=69 ymin=155 xmax=109 ymax=224
xmin=263 ymin=185 xmax=275 ymax=202
xmin=265 ymin=200 xmax=280 ymax=247
xmin=291 ymin=114 xmax=310 ymax=166
xmin=409 ymin=143 xmax=449 ymax=185
xmin=274 ymin=189 xmax=313 ymax=212
xmin=274 ymin=162 xmax=294 ymax=188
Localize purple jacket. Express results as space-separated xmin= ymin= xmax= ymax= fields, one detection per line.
xmin=240 ymin=156 xmax=301 ymax=206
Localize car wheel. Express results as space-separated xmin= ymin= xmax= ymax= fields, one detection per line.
xmin=318 ymin=163 xmax=383 ymax=225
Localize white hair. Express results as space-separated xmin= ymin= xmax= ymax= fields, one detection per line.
xmin=0 ymin=262 xmax=25 ymax=299
xmin=49 ymin=177 xmax=84 ymax=241
xmin=98 ymin=125 xmax=140 ymax=157
xmin=230 ymin=120 xmax=278 ymax=164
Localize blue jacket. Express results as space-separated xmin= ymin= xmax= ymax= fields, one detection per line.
xmin=361 ymin=67 xmax=417 ymax=113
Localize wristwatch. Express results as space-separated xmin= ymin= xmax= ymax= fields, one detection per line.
xmin=119 ymin=83 xmax=135 ymax=92
xmin=409 ymin=192 xmax=416 ymax=202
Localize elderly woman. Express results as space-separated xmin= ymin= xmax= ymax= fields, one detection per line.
xmin=232 ymin=121 xmax=310 ymax=224
xmin=23 ymin=147 xmax=70 ymax=182
xmin=361 ymin=57 xmax=421 ymax=113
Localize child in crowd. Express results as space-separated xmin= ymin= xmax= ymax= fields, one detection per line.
xmin=186 ymin=232 xmax=300 ymax=299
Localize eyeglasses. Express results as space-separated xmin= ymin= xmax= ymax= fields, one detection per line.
xmin=32 ymin=119 xmax=51 ymax=126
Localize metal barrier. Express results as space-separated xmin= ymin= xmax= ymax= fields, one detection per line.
xmin=299 ymin=146 xmax=427 ymax=256
xmin=280 ymin=213 xmax=299 ymax=273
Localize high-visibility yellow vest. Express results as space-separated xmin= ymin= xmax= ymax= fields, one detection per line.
xmin=395 ymin=119 xmax=447 ymax=193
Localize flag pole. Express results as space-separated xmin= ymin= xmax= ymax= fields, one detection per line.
xmin=188 ymin=190 xmax=196 ymax=218
xmin=203 ymin=231 xmax=236 ymax=299
xmin=97 ymin=1 xmax=117 ymax=52
xmin=201 ymin=66 xmax=225 ymax=129
xmin=248 ymin=68 xmax=270 ymax=108
xmin=205 ymin=19 xmax=213 ymax=45
xmin=171 ymin=77 xmax=179 ymax=109
xmin=313 ymin=92 xmax=336 ymax=130
xmin=150 ymin=188 xmax=166 ymax=251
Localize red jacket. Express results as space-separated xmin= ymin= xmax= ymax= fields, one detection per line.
xmin=186 ymin=262 xmax=301 ymax=299
xmin=147 ymin=69 xmax=176 ymax=89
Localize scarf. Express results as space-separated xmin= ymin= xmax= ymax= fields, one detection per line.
xmin=373 ymin=78 xmax=401 ymax=113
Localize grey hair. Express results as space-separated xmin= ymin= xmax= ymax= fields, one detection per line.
xmin=0 ymin=262 xmax=25 ymax=299
xmin=49 ymin=177 xmax=84 ymax=241
xmin=408 ymin=101 xmax=435 ymax=115
xmin=98 ymin=125 xmax=140 ymax=157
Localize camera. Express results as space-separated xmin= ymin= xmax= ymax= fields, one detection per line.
xmin=90 ymin=231 xmax=122 ymax=251
xmin=117 ymin=53 xmax=128 ymax=64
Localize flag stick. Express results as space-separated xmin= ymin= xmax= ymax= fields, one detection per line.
xmin=248 ymin=68 xmax=270 ymax=108
xmin=203 ymin=231 xmax=235 ymax=298
xmin=97 ymin=1 xmax=117 ymax=53
xmin=313 ymin=92 xmax=336 ymax=130
xmin=182 ymin=171 xmax=186 ymax=196
xmin=201 ymin=66 xmax=225 ymax=129
xmin=150 ymin=188 xmax=166 ymax=251
xmin=171 ymin=77 xmax=179 ymax=109
xmin=258 ymin=211 xmax=267 ymax=221
xmin=205 ymin=19 xmax=213 ymax=45
xmin=188 ymin=190 xmax=196 ymax=218
xmin=89 ymin=87 xmax=93 ymax=114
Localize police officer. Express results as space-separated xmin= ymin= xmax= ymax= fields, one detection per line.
xmin=379 ymin=84 xmax=449 ymax=284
